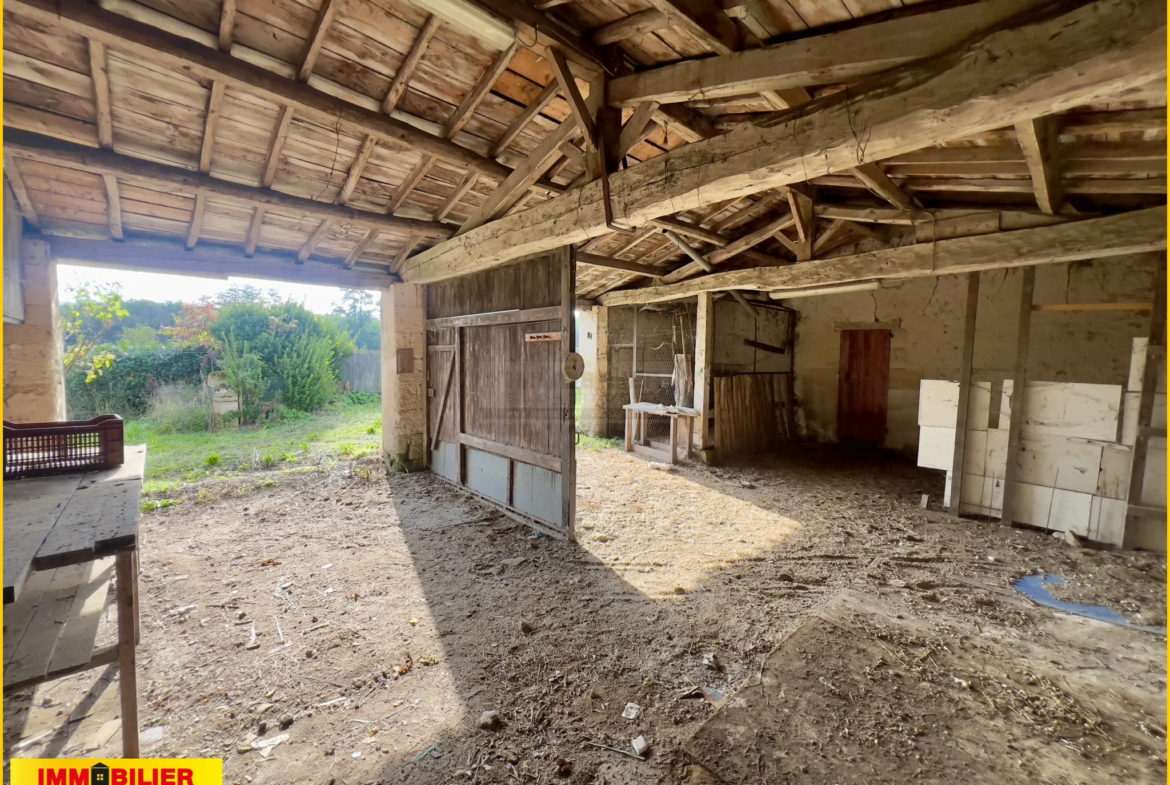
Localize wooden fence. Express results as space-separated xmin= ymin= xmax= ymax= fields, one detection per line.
xmin=340 ymin=350 xmax=381 ymax=393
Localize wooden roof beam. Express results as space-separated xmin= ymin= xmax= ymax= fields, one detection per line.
xmin=400 ymin=0 xmax=1166 ymax=284
xmin=644 ymin=0 xmax=740 ymax=55
xmin=577 ymin=251 xmax=664 ymax=277
xmin=297 ymin=0 xmax=340 ymax=82
xmin=297 ymin=219 xmax=334 ymax=262
xmin=660 ymin=211 xmax=795 ymax=283
xmin=436 ymin=172 xmax=478 ymax=222
xmin=344 ymin=228 xmax=378 ymax=269
xmin=87 ymin=39 xmax=113 ymax=150
xmin=5 ymin=130 xmax=455 ymax=239
xmin=102 ymin=174 xmax=123 ymax=241
xmin=244 ymin=206 xmax=264 ymax=256
xmin=337 ymin=135 xmax=377 ymax=205
xmin=217 ymin=0 xmax=236 ymax=51
xmin=491 ymin=83 xmax=558 ymax=158
xmin=382 ymin=15 xmax=442 ymax=114
xmin=597 ymin=207 xmax=1167 ymax=306
xmin=186 ymin=191 xmax=207 ymax=250
xmin=850 ymin=163 xmax=913 ymax=209
xmin=590 ymin=10 xmax=671 ymax=45
xmin=549 ymin=47 xmax=597 ymax=152
xmin=1015 ymin=115 xmax=1065 ymax=214
xmin=199 ymin=81 xmax=226 ymax=174
xmin=608 ymin=0 xmax=1045 ymax=106
xmin=9 ymin=0 xmax=512 ymax=181
xmin=261 ymin=106 xmax=294 ymax=188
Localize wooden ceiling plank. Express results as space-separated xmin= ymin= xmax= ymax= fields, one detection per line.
xmin=9 ymin=0 xmax=511 ymax=181
xmin=598 ymin=206 xmax=1167 ymax=306
xmin=459 ymin=118 xmax=580 ymax=234
xmin=400 ymin=0 xmax=1167 ymax=284
xmin=297 ymin=218 xmax=334 ymax=262
xmin=608 ymin=0 xmax=1046 ymax=106
xmin=590 ymin=10 xmax=672 ymax=45
xmin=244 ymin=205 xmax=265 ymax=257
xmin=186 ymin=190 xmax=207 ymax=249
xmin=644 ymin=0 xmax=741 ymax=55
xmin=344 ymin=227 xmax=379 ymax=269
xmin=1015 ymin=115 xmax=1064 ymax=214
xmin=297 ymin=0 xmax=340 ymax=82
xmin=491 ymin=83 xmax=559 ymax=158
xmin=337 ymin=135 xmax=378 ymax=205
xmin=87 ymin=39 xmax=113 ymax=150
xmin=382 ymin=15 xmax=442 ymax=114
xmin=548 ymin=47 xmax=596 ymax=152
xmin=5 ymin=155 xmax=41 ymax=226
xmin=850 ymin=162 xmax=913 ymax=209
xmin=6 ymin=130 xmax=455 ymax=239
xmin=261 ymin=106 xmax=294 ymax=189
xmin=102 ymin=174 xmax=123 ymax=240
xmin=217 ymin=0 xmax=236 ymax=51
xmin=199 ymin=81 xmax=227 ymax=175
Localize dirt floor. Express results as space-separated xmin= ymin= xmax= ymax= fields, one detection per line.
xmin=4 ymin=445 xmax=1166 ymax=784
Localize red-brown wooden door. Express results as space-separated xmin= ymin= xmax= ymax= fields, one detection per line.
xmin=837 ymin=329 xmax=891 ymax=444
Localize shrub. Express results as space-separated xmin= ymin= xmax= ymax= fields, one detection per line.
xmin=67 ymin=346 xmax=213 ymax=419
xmin=219 ymin=335 xmax=267 ymax=424
xmin=274 ymin=333 xmax=336 ymax=412
xmin=204 ymin=453 xmax=221 ymax=466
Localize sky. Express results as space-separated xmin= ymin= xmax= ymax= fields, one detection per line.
xmin=57 ymin=265 xmax=370 ymax=315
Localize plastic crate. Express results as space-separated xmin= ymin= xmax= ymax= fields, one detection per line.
xmin=3 ymin=415 xmax=125 ymax=479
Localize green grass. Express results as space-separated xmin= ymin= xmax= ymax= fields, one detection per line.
xmin=127 ymin=398 xmax=382 ymax=494
xmin=578 ymin=433 xmax=621 ymax=451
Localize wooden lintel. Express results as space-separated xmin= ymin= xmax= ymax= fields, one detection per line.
xmin=426 ymin=305 xmax=562 ymax=330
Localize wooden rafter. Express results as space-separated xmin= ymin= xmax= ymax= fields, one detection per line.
xmin=261 ymin=106 xmax=294 ymax=189
xmin=460 ymin=119 xmax=580 ymax=234
xmin=87 ymin=39 xmax=113 ymax=150
xmin=382 ymin=15 xmax=442 ymax=114
xmin=598 ymin=207 xmax=1167 ymax=306
xmin=244 ymin=206 xmax=264 ymax=257
xmin=391 ymin=233 xmax=423 ymax=274
xmin=436 ymin=172 xmax=478 ymax=222
xmin=660 ymin=211 xmax=794 ymax=283
xmin=337 ymin=135 xmax=377 ymax=205
xmin=786 ymin=185 xmax=814 ymax=261
xmin=811 ymin=219 xmax=852 ymax=255
xmin=102 ymin=174 xmax=123 ymax=240
xmin=617 ymin=102 xmax=660 ymax=160
xmin=4 ymin=155 xmax=40 ymax=226
xmin=200 ymin=81 xmax=226 ymax=174
xmin=344 ymin=228 xmax=378 ymax=269
xmin=577 ymin=251 xmax=663 ymax=277
xmin=298 ymin=219 xmax=334 ymax=263
xmin=590 ymin=10 xmax=670 ymax=45
xmin=217 ymin=0 xmax=236 ymax=51
xmin=491 ymin=83 xmax=558 ymax=158
xmin=186 ymin=190 xmax=207 ymax=250
xmin=5 ymin=130 xmax=455 ymax=238
xmin=298 ymin=0 xmax=340 ymax=82
xmin=387 ymin=157 xmax=436 ymax=215
xmin=1015 ymin=115 xmax=1065 ymax=214
xmin=644 ymin=0 xmax=740 ymax=55
xmin=608 ymin=0 xmax=1043 ymax=106
xmin=548 ymin=47 xmax=596 ymax=151
xmin=850 ymin=163 xmax=913 ymax=209
xmin=10 ymin=0 xmax=513 ymax=181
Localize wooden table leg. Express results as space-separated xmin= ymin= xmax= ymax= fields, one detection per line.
xmin=686 ymin=416 xmax=694 ymax=460
xmin=132 ymin=550 xmax=141 ymax=646
xmin=641 ymin=413 xmax=648 ymax=445
xmin=669 ymin=416 xmax=678 ymax=465
xmin=116 ymin=552 xmax=139 ymax=758
xmin=625 ymin=410 xmax=633 ymax=452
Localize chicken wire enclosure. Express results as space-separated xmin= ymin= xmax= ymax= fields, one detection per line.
xmin=610 ymin=305 xmax=697 ymax=444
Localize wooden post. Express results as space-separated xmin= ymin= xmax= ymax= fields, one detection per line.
xmin=948 ymin=273 xmax=980 ymax=516
xmin=1123 ymin=259 xmax=1167 ymax=548
xmin=669 ymin=415 xmax=678 ymax=465
xmin=625 ymin=409 xmax=633 ymax=452
xmin=560 ymin=247 xmax=577 ymax=541
xmin=694 ymin=292 xmax=715 ymax=452
xmin=455 ymin=326 xmax=464 ymax=485
xmin=999 ymin=266 xmax=1035 ymax=527
xmin=115 ymin=551 xmax=139 ymax=757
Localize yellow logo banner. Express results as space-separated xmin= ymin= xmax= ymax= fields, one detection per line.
xmin=10 ymin=759 xmax=223 ymax=785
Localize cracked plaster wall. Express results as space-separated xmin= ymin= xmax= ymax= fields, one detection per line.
xmin=789 ymin=248 xmax=1161 ymax=455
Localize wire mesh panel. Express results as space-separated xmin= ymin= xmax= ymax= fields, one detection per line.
xmin=633 ymin=305 xmax=696 ymax=443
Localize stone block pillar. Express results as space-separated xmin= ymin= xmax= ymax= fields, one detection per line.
xmin=4 ymin=239 xmax=67 ymax=423
xmin=381 ymin=283 xmax=427 ymax=470
xmin=577 ymin=305 xmax=611 ymax=436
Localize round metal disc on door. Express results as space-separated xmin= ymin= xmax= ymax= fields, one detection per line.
xmin=563 ymin=352 xmax=584 ymax=382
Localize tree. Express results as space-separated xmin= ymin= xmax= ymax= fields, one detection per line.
xmin=219 ymin=334 xmax=267 ymax=423
xmin=61 ymin=282 xmax=130 ymax=383
xmin=164 ymin=299 xmax=219 ymax=350
xmin=120 ymin=324 xmax=161 ymax=349
xmin=332 ymin=288 xmax=380 ymax=350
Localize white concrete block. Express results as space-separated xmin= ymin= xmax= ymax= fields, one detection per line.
xmin=998 ymin=380 xmax=1014 ymax=430
xmin=984 ymin=429 xmax=1008 ymax=480
xmin=1090 ymin=496 xmax=1127 ymax=546
xmin=918 ymin=380 xmax=958 ymax=427
xmin=1122 ymin=392 xmax=1167 ymax=445
xmin=963 ymin=429 xmax=987 ymax=477
xmin=1015 ymin=435 xmax=1103 ymax=495
xmin=1012 ymin=483 xmax=1091 ymax=533
xmin=1129 ymin=337 xmax=1149 ymax=392
xmin=1097 ymin=445 xmax=1133 ymax=500
xmin=1140 ymin=436 xmax=1166 ymax=507
xmin=1019 ymin=382 xmax=1122 ymax=441
xmin=917 ymin=426 xmax=955 ymax=470
xmin=959 ymin=473 xmax=983 ymax=507
xmin=968 ymin=382 xmax=992 ymax=431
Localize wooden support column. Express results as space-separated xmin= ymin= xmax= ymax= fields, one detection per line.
xmin=115 ymin=551 xmax=139 ymax=758
xmin=3 ymin=239 xmax=66 ymax=423
xmin=948 ymin=272 xmax=980 ymax=516
xmin=693 ymin=291 xmax=714 ymax=454
xmin=578 ymin=305 xmax=610 ymax=436
xmin=560 ymin=247 xmax=577 ymax=541
xmin=102 ymin=174 xmax=123 ymax=240
xmin=999 ymin=266 xmax=1035 ymax=526
xmin=381 ymin=283 xmax=428 ymax=470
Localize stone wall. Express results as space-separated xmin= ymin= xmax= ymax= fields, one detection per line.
xmin=381 ymin=284 xmax=427 ymax=469
xmin=789 ymin=252 xmax=1162 ymax=455
xmin=3 ymin=239 xmax=66 ymax=423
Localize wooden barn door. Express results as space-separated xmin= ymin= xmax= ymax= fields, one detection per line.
xmin=425 ymin=249 xmax=576 ymax=540
xmin=837 ymin=329 xmax=891 ymax=444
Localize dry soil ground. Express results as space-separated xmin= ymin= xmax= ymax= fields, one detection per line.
xmin=4 ymin=446 xmax=1166 ymax=784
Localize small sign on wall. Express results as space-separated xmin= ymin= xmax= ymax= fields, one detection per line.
xmin=396 ymin=347 xmax=414 ymax=373
xmin=525 ymin=332 xmax=561 ymax=343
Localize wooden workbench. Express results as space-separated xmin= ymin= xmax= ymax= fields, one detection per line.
xmin=623 ymin=402 xmax=700 ymax=464
xmin=3 ymin=445 xmax=146 ymax=757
